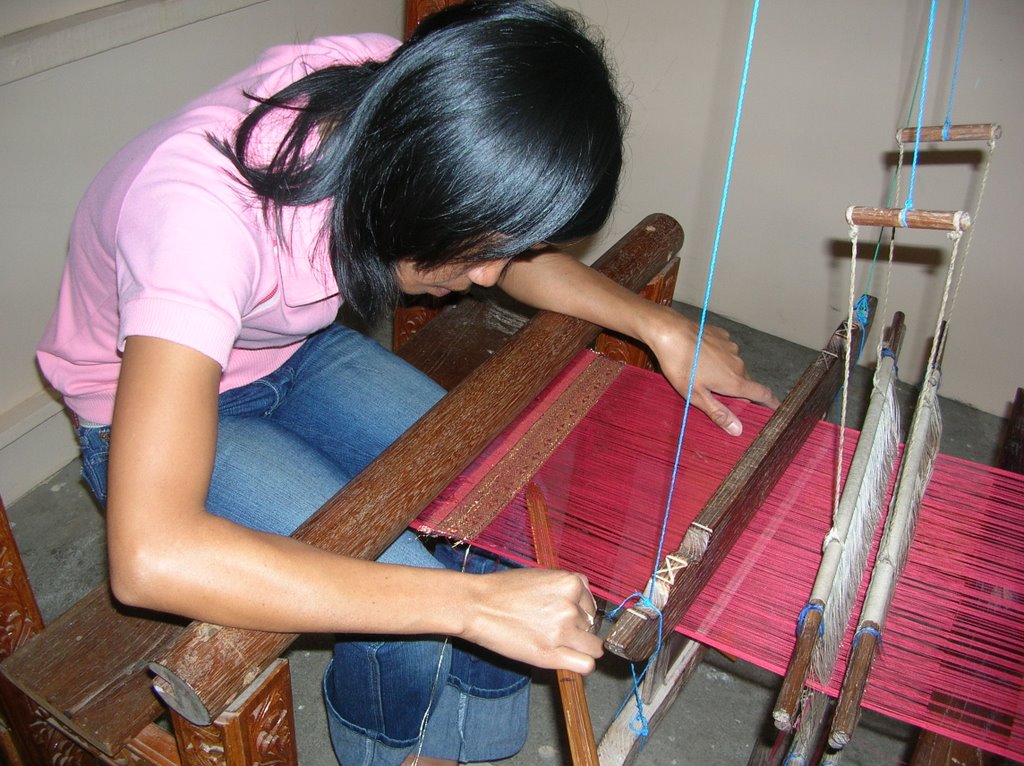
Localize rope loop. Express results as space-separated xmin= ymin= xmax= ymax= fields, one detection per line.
xmin=797 ymin=603 xmax=825 ymax=637
xmin=852 ymin=624 xmax=884 ymax=652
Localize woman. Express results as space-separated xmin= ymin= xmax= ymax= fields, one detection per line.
xmin=37 ymin=1 xmax=776 ymax=764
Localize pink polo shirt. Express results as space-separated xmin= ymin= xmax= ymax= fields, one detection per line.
xmin=38 ymin=34 xmax=401 ymax=425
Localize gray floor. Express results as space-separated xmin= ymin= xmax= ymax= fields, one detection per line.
xmin=5 ymin=304 xmax=1013 ymax=765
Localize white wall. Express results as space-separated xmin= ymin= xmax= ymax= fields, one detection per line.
xmin=2 ymin=0 xmax=1022 ymax=502
xmin=0 ymin=0 xmax=403 ymax=503
xmin=571 ymin=0 xmax=1022 ymax=423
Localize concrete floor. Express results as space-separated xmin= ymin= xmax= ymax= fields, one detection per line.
xmin=5 ymin=304 xmax=1013 ymax=765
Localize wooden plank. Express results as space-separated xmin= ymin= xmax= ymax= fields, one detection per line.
xmin=598 ymin=635 xmax=708 ymax=766
xmin=395 ymin=298 xmax=529 ymax=390
xmin=149 ymin=213 xmax=685 ymax=726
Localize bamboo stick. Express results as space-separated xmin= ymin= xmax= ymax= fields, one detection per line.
xmin=772 ymin=605 xmax=824 ymax=730
xmin=897 ymin=123 xmax=1000 ymax=144
xmin=828 ymin=623 xmax=881 ymax=749
xmin=846 ymin=206 xmax=971 ymax=232
xmin=526 ymin=483 xmax=600 ymax=766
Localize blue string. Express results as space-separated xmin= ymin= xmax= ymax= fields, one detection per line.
xmin=612 ymin=0 xmax=761 ymax=738
xmin=852 ymin=624 xmax=883 ymax=651
xmin=943 ymin=1 xmax=970 ymax=140
xmin=607 ymin=593 xmax=664 ymax=736
xmin=647 ymin=0 xmax=762 ymax=591
xmin=797 ymin=603 xmax=825 ymax=637
xmin=903 ymin=0 xmax=939 ymax=219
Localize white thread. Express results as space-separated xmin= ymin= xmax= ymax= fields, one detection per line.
xmin=654 ymin=553 xmax=689 ymax=587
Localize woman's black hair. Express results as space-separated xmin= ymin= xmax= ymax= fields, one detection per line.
xmin=214 ymin=0 xmax=626 ymax=321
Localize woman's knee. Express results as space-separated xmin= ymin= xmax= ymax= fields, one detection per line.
xmin=326 ymin=639 xmax=451 ymax=747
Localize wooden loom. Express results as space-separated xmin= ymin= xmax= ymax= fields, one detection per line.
xmin=0 ymin=207 xmax=891 ymax=764
xmin=0 ymin=204 xmax=1014 ymax=764
xmin=0 ymin=5 xmax=1010 ymax=764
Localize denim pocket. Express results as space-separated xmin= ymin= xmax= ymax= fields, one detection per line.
xmin=77 ymin=425 xmax=111 ymax=506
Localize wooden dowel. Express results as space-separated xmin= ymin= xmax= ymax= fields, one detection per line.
xmin=1000 ymin=388 xmax=1024 ymax=475
xmin=885 ymin=311 xmax=906 ymax=360
xmin=149 ymin=213 xmax=685 ymax=727
xmin=526 ymin=483 xmax=600 ymax=766
xmin=828 ymin=624 xmax=880 ymax=750
xmin=897 ymin=123 xmax=1000 ymax=144
xmin=771 ymin=603 xmax=823 ymax=731
xmin=846 ymin=206 xmax=971 ymax=232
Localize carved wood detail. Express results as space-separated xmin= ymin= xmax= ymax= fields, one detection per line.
xmin=228 ymin=659 xmax=296 ymax=766
xmin=0 ymin=498 xmax=44 ymax=662
xmin=392 ymin=300 xmax=446 ymax=351
xmin=171 ymin=712 xmax=226 ymax=766
xmin=169 ymin=659 xmax=297 ymax=766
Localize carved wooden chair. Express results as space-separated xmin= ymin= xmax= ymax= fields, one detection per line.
xmin=0 ymin=496 xmax=298 ymax=765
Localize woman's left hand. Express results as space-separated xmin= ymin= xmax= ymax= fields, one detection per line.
xmin=498 ymin=250 xmax=780 ymax=436
xmin=642 ymin=305 xmax=780 ymax=436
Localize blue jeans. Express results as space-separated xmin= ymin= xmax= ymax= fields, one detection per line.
xmin=76 ymin=323 xmax=529 ymax=765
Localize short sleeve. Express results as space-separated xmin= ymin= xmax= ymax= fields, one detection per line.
xmin=115 ymin=134 xmax=261 ymax=370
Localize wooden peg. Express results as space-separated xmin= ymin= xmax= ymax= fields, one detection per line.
xmin=772 ymin=602 xmax=824 ymax=730
xmin=828 ymin=623 xmax=881 ymax=749
xmin=846 ymin=206 xmax=971 ymax=232
xmin=897 ymin=123 xmax=1001 ymax=144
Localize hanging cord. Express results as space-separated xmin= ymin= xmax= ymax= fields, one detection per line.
xmin=648 ymin=0 xmax=762 ymax=591
xmin=943 ymin=0 xmax=970 ymax=140
xmin=944 ymin=136 xmax=994 ymax=340
xmin=863 ymin=19 xmax=929 ymax=330
xmin=613 ymin=0 xmax=763 ymax=737
xmin=901 ymin=0 xmax=939 ymax=226
xmin=834 ymin=227 xmax=862 ymax=516
xmin=408 ymin=543 xmax=466 ymax=766
xmin=929 ymin=228 xmax=965 ymax=370
xmin=922 ymin=0 xmax=985 ymax=364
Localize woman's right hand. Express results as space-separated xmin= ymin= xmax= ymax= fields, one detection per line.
xmin=457 ymin=567 xmax=604 ymax=674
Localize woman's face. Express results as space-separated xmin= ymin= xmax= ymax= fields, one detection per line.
xmin=394 ymin=258 xmax=511 ymax=298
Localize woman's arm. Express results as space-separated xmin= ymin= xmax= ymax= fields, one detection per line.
xmin=106 ymin=335 xmax=603 ymax=673
xmin=497 ymin=250 xmax=779 ymax=436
